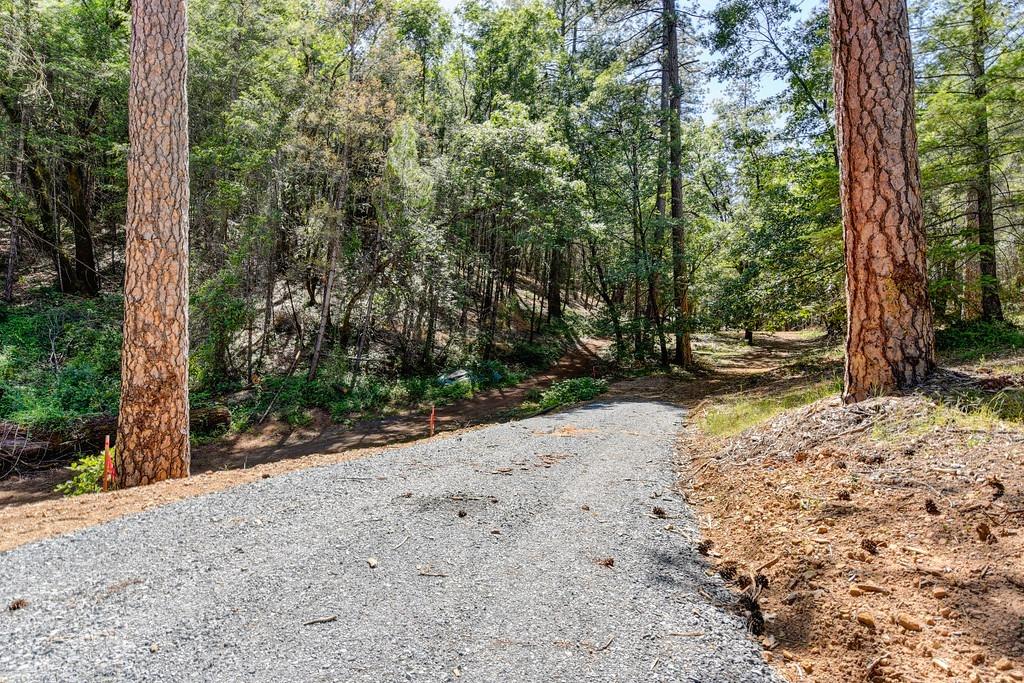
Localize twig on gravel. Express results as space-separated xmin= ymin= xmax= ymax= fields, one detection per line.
xmin=757 ymin=555 xmax=783 ymax=573
xmin=832 ymin=421 xmax=876 ymax=439
xmin=666 ymin=631 xmax=704 ymax=637
xmin=392 ymin=535 xmax=410 ymax=550
xmin=303 ymin=615 xmax=337 ymax=626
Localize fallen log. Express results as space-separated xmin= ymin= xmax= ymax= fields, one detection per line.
xmin=0 ymin=407 xmax=231 ymax=478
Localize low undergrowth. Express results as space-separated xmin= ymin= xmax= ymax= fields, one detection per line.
xmin=937 ymin=319 xmax=1024 ymax=362
xmin=53 ymin=452 xmax=105 ymax=496
xmin=228 ymin=359 xmax=527 ymax=430
xmin=0 ymin=293 xmax=122 ymax=431
xmin=2 ymin=291 xmax=576 ymax=437
xmin=518 ymin=377 xmax=608 ymax=414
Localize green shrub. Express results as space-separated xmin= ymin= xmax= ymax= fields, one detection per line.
xmin=519 ymin=377 xmax=608 ymax=413
xmin=54 ymin=452 xmax=106 ymax=496
xmin=936 ymin=320 xmax=1024 ymax=361
xmin=191 ymin=269 xmax=252 ymax=390
xmin=540 ymin=377 xmax=608 ymax=409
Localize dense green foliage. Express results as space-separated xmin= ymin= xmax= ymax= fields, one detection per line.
xmin=1 ymin=0 xmax=1022 ymax=433
xmin=936 ymin=320 xmax=1024 ymax=361
xmin=0 ymin=294 xmax=121 ymax=428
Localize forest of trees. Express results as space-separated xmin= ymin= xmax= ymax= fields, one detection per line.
xmin=2 ymin=0 xmax=1023 ymax=481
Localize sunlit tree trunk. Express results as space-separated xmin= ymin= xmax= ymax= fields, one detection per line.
xmin=116 ymin=0 xmax=191 ymax=486
xmin=830 ymin=0 xmax=934 ymax=403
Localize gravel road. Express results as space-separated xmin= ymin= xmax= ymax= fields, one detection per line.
xmin=1 ymin=400 xmax=778 ymax=682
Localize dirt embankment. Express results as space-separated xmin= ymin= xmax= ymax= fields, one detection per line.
xmin=682 ymin=358 xmax=1024 ymax=682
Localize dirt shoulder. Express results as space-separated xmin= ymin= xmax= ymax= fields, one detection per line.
xmin=679 ymin=341 xmax=1024 ymax=682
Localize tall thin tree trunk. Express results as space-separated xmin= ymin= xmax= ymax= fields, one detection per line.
xmin=308 ymin=230 xmax=338 ymax=380
xmin=830 ymin=0 xmax=934 ymax=403
xmin=117 ymin=0 xmax=191 ymax=486
xmin=663 ymin=0 xmax=692 ymax=367
xmin=968 ymin=0 xmax=1002 ymax=321
xmin=3 ymin=219 xmax=16 ymax=303
xmin=258 ymin=172 xmax=280 ymax=370
xmin=652 ymin=60 xmax=671 ymax=368
xmin=4 ymin=109 xmax=24 ymax=302
xmin=350 ymin=226 xmax=383 ymax=383
xmin=65 ymin=162 xmax=100 ymax=295
xmin=962 ymin=188 xmax=982 ymax=320
xmin=547 ymin=247 xmax=563 ymax=319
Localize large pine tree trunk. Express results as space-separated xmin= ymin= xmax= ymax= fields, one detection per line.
xmin=116 ymin=0 xmax=191 ymax=486
xmin=830 ymin=0 xmax=934 ymax=403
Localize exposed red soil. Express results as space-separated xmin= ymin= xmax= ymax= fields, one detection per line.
xmin=681 ymin=351 xmax=1024 ymax=683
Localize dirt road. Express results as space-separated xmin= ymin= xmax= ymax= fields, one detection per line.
xmin=0 ymin=399 xmax=777 ymax=682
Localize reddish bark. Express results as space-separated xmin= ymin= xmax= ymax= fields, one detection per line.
xmin=830 ymin=0 xmax=935 ymax=402
xmin=116 ymin=0 xmax=191 ymax=485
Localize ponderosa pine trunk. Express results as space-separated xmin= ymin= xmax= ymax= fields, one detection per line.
xmin=830 ymin=0 xmax=934 ymax=403
xmin=116 ymin=0 xmax=191 ymax=486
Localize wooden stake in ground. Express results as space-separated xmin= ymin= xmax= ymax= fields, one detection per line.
xmin=829 ymin=0 xmax=934 ymax=403
xmin=117 ymin=0 xmax=191 ymax=486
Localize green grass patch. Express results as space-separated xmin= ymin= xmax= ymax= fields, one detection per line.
xmin=700 ymin=377 xmax=842 ymax=437
xmin=914 ymin=389 xmax=1024 ymax=433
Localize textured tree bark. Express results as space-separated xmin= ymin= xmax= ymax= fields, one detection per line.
xmin=116 ymin=0 xmax=191 ymax=486
xmin=830 ymin=0 xmax=935 ymax=403
xmin=65 ymin=162 xmax=100 ymax=295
